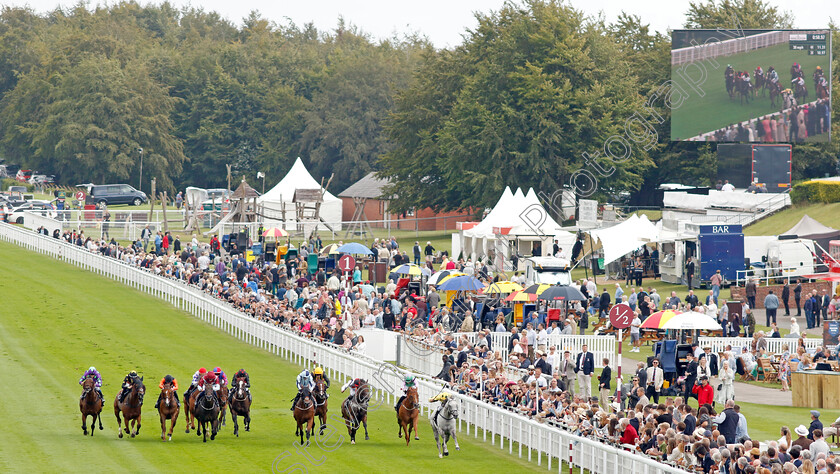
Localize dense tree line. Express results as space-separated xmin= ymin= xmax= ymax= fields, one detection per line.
xmin=0 ymin=0 xmax=836 ymax=211
xmin=0 ymin=3 xmax=428 ymax=192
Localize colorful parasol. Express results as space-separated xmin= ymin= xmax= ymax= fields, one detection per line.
xmin=262 ymin=227 xmax=289 ymax=238
xmin=393 ymin=263 xmax=432 ymax=277
xmin=639 ymin=310 xmax=683 ymax=329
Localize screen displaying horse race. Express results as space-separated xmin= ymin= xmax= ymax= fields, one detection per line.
xmin=671 ymin=29 xmax=831 ymax=143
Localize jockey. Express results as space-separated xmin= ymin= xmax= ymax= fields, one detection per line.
xmin=429 ymin=392 xmax=451 ymax=423
xmin=290 ymin=369 xmax=315 ymax=411
xmin=755 ymin=66 xmax=763 ymax=75
xmin=213 ymin=367 xmax=228 ymax=388
xmin=155 ymin=374 xmax=180 ymax=409
xmin=196 ymin=371 xmax=219 ymax=405
xmin=184 ymin=367 xmax=207 ymax=402
xmin=78 ymin=366 xmax=104 ymax=402
xmin=118 ymin=370 xmax=139 ymax=403
xmin=768 ymin=67 xmax=779 ymax=83
xmin=792 ymin=76 xmax=805 ymax=88
xmin=231 ymin=368 xmax=252 ymax=401
xmin=313 ymin=366 xmax=330 ymax=389
xmin=394 ymin=374 xmax=417 ymax=412
xmin=341 ymin=378 xmax=364 ymax=398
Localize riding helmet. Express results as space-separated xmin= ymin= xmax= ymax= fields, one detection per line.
xmin=199 ymin=367 xmax=207 ymax=374
xmin=313 ymin=367 xmax=324 ymax=375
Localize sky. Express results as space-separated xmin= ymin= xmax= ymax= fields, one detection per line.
xmin=2 ymin=0 xmax=836 ymax=47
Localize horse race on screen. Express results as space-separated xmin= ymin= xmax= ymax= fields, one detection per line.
xmin=671 ymin=29 xmax=831 ymax=142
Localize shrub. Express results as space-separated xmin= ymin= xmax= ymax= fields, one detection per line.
xmin=1 ymin=178 xmax=34 ymax=192
xmin=790 ymin=180 xmax=840 ymax=203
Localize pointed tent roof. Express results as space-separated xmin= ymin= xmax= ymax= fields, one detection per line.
xmin=783 ymin=215 xmax=840 ymax=240
xmin=259 ymin=157 xmax=339 ymax=204
xmin=507 ymin=188 xmax=562 ymax=236
xmin=463 ymin=187 xmax=515 ymax=238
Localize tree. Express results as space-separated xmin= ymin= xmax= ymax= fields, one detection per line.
xmin=684 ymin=0 xmax=794 ymax=29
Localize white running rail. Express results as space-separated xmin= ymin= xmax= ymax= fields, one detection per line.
xmin=0 ymin=222 xmax=682 ymax=474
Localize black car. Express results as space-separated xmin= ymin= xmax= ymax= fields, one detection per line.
xmin=89 ymin=184 xmax=148 ymax=207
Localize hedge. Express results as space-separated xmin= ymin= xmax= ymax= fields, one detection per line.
xmin=1 ymin=178 xmax=34 ymax=192
xmin=790 ymin=180 xmax=840 ymax=203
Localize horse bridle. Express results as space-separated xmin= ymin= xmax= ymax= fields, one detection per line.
xmin=233 ymin=381 xmax=247 ymax=401
xmin=200 ymin=388 xmax=217 ymax=410
xmin=436 ymin=399 xmax=458 ymax=421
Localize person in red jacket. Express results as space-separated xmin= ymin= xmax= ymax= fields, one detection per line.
xmin=692 ymin=376 xmax=715 ymax=407
xmin=619 ymin=418 xmax=638 ymax=445
xmin=196 ymin=372 xmax=219 ymax=406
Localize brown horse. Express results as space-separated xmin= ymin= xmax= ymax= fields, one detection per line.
xmin=341 ymin=380 xmax=370 ymax=445
xmin=217 ymin=382 xmax=229 ymax=429
xmin=80 ymin=378 xmax=103 ymax=436
xmin=397 ymin=386 xmax=420 ymax=446
xmin=184 ymin=386 xmax=198 ymax=433
xmin=157 ymin=382 xmax=179 ymax=441
xmin=313 ymin=379 xmax=329 ymax=435
xmin=114 ymin=375 xmax=145 ymax=438
xmin=194 ymin=382 xmax=220 ymax=442
xmin=817 ymin=80 xmax=830 ymax=100
xmin=228 ymin=377 xmax=251 ymax=437
xmin=293 ymin=387 xmax=316 ymax=447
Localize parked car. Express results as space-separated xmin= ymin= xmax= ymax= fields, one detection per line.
xmin=7 ymin=200 xmax=56 ymax=224
xmin=28 ymin=174 xmax=55 ymax=185
xmin=89 ymin=184 xmax=148 ymax=207
xmin=15 ymin=169 xmax=33 ymax=182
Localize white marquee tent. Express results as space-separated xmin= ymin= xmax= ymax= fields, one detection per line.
xmin=589 ymin=214 xmax=659 ymax=265
xmin=259 ymin=158 xmax=342 ymax=230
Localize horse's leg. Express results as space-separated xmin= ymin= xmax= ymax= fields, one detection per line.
xmin=98 ymin=409 xmax=103 ymax=431
xmin=434 ymin=426 xmax=442 ymax=458
xmin=362 ymin=414 xmax=369 ymax=440
xmin=202 ymin=421 xmax=207 ymax=443
xmin=306 ymin=417 xmax=314 ymax=447
xmin=115 ymin=405 xmax=123 ymax=438
xmin=232 ymin=411 xmax=239 ymax=437
xmin=453 ymin=427 xmax=460 ymax=451
xmin=91 ymin=413 xmax=97 ymax=437
xmin=160 ymin=413 xmax=166 ymax=441
xmin=82 ymin=413 xmax=88 ymax=436
xmin=413 ymin=415 xmax=420 ymax=441
xmin=245 ymin=409 xmax=250 ymax=432
xmin=443 ymin=431 xmax=449 ymax=456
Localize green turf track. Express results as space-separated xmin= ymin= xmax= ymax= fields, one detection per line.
xmin=0 ymin=240 xmax=540 ymax=472
xmin=671 ymin=42 xmax=830 ymax=139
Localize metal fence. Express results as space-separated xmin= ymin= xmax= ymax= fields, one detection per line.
xmin=0 ymin=222 xmax=682 ymax=474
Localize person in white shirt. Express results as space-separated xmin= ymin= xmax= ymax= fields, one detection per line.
xmin=363 ymin=312 xmax=376 ymax=328
xmin=586 ymin=278 xmax=597 ymax=298
xmin=721 ymin=180 xmax=735 ymax=192
xmin=790 ymin=317 xmax=800 ymax=336
xmin=537 ymin=324 xmax=548 ymax=353
xmin=630 ymin=313 xmax=642 ymax=352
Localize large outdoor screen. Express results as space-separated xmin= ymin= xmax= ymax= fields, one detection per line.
xmin=671 ymin=29 xmax=831 ymax=143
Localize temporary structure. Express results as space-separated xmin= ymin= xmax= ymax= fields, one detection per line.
xmin=589 ymin=214 xmax=659 ymax=265
xmin=782 ymin=215 xmax=840 ymax=251
xmin=258 ymin=158 xmax=342 ymax=231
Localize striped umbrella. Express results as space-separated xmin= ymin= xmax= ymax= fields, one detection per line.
xmin=639 ymin=310 xmax=683 ymax=329
xmin=393 ymin=263 xmax=432 ymax=277
xmin=484 ymin=281 xmax=523 ymax=294
xmin=520 ymin=283 xmax=553 ymax=295
xmin=437 ymin=275 xmax=485 ymax=292
xmin=262 ymin=227 xmax=289 ymax=238
xmin=428 ymin=270 xmax=464 ymax=286
xmin=505 ymin=290 xmax=538 ymax=302
xmin=320 ymin=243 xmax=340 ymax=255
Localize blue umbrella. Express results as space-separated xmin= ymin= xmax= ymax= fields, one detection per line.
xmin=438 ymin=275 xmax=485 ymax=292
xmin=336 ymin=242 xmax=374 ymax=255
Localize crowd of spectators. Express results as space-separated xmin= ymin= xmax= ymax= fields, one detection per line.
xmin=32 ymin=226 xmax=840 ymax=473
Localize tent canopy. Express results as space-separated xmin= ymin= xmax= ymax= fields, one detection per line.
xmin=258 ymin=157 xmax=342 ymax=229
xmin=782 ymin=215 xmax=840 ymax=240
xmin=589 ymin=214 xmax=659 ymax=265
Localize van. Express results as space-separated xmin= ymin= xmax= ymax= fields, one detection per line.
xmin=522 ymin=256 xmax=573 ymax=286
xmin=766 ymin=238 xmax=816 ymax=278
xmin=89 ymin=184 xmax=148 ymax=207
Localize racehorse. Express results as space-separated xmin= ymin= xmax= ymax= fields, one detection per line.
xmin=217 ymin=382 xmax=229 ymax=428
xmin=782 ymin=89 xmax=797 ymax=110
xmin=313 ymin=380 xmax=329 ymax=436
xmin=340 ymin=380 xmax=371 ymax=445
xmin=768 ymin=80 xmax=782 ymax=107
xmin=397 ymin=386 xmax=420 ymax=446
xmin=194 ymin=382 xmax=220 ymax=442
xmin=184 ymin=386 xmax=198 ymax=433
xmin=157 ymin=381 xmax=179 ymax=441
xmin=114 ymin=375 xmax=145 ymax=438
xmin=228 ymin=377 xmax=251 ymax=437
xmin=725 ymin=70 xmax=735 ymax=99
xmin=816 ymin=79 xmax=830 ymax=100
xmin=429 ymin=397 xmax=461 ymax=458
xmin=794 ymin=81 xmax=808 ymax=103
xmin=737 ymin=74 xmax=752 ymax=105
xmin=79 ymin=377 xmax=103 ymax=436
xmin=294 ymin=387 xmax=316 ymax=447
xmin=754 ymin=70 xmax=765 ymax=96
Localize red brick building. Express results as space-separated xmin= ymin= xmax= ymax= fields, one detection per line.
xmin=338 ymin=173 xmax=473 ymax=232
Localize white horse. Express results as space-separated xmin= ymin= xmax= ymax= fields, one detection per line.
xmin=429 ymin=397 xmax=460 ymax=458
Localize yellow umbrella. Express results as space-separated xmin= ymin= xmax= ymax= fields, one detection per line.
xmin=485 ymin=281 xmax=523 ymax=294
xmin=435 ymin=272 xmax=466 ymax=286
xmin=320 ymin=243 xmax=340 ymax=255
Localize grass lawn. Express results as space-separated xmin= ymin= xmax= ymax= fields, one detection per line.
xmin=0 ymin=240 xmax=540 ymax=472
xmin=671 ymin=42 xmax=830 ymax=139
xmin=744 ymin=202 xmax=840 ymax=236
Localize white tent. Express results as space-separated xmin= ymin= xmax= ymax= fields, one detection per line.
xmin=259 ymin=158 xmax=342 ymax=230
xmin=461 ymin=187 xmax=515 ymax=257
xmin=589 ymin=214 xmax=659 ymax=265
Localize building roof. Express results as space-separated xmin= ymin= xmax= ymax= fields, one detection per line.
xmin=338 ymin=172 xmax=391 ymax=199
xmin=231 ymin=179 xmax=260 ymax=199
